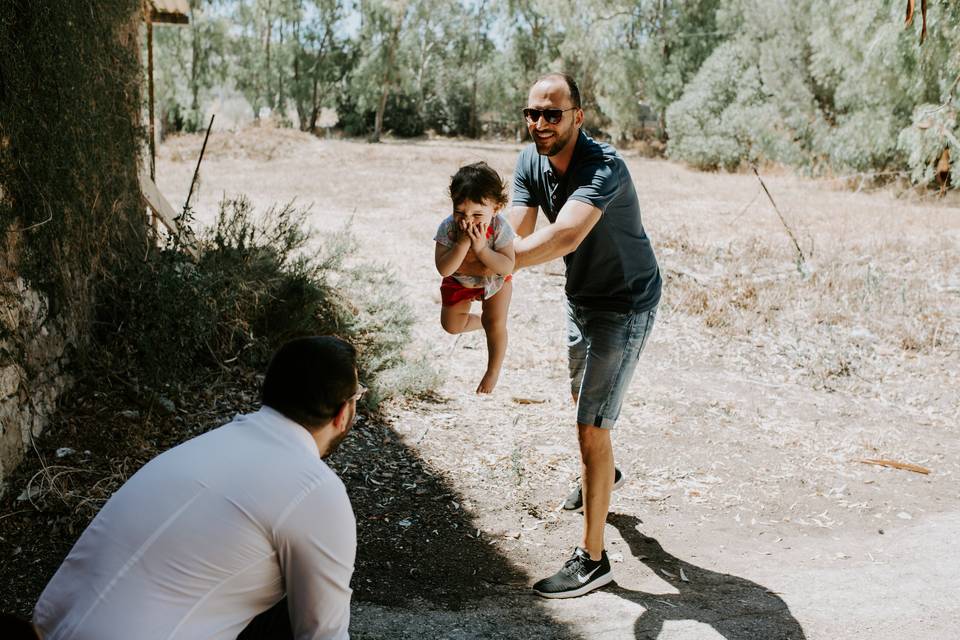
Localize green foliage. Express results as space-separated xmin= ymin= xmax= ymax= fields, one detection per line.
xmin=665 ymin=40 xmax=761 ymax=170
xmin=150 ymin=0 xmax=960 ymax=189
xmin=92 ymin=197 xmax=432 ymax=406
xmin=0 ymin=0 xmax=145 ymax=321
xmin=153 ymin=0 xmax=230 ymax=134
xmin=667 ymin=0 xmax=960 ymax=187
xmin=898 ymin=101 xmax=960 ymax=186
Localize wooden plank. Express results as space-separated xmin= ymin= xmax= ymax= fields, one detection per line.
xmin=139 ymin=170 xmax=198 ymax=258
xmin=150 ymin=10 xmax=189 ymax=24
xmin=149 ymin=0 xmax=190 ymax=24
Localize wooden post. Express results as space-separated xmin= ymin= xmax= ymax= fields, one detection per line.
xmin=147 ymin=11 xmax=156 ymax=182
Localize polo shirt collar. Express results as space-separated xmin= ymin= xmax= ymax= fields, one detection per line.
xmin=544 ymin=130 xmax=588 ymax=183
xmin=255 ymin=406 xmax=321 ymax=458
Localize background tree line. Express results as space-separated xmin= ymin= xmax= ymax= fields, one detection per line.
xmin=154 ymin=0 xmax=959 ymax=189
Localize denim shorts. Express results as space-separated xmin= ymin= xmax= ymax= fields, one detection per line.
xmin=565 ymin=298 xmax=657 ymax=429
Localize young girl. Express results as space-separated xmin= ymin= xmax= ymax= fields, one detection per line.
xmin=434 ymin=162 xmax=516 ymax=393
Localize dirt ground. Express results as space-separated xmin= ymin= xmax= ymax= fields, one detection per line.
xmin=147 ymin=126 xmax=960 ymax=639
xmin=2 ymin=125 xmax=956 ymax=639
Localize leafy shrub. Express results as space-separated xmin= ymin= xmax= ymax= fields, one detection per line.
xmin=666 ymin=40 xmax=766 ymax=170
xmin=92 ymin=197 xmax=437 ymax=407
xmin=898 ymin=102 xmax=959 ymax=187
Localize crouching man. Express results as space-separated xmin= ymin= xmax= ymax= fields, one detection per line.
xmin=34 ymin=336 xmax=366 ymax=640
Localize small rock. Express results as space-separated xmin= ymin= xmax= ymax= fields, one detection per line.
xmin=398 ymin=518 xmax=413 ymax=528
xmin=55 ymin=447 xmax=75 ymax=458
xmin=120 ymin=410 xmax=140 ymax=419
xmin=17 ymin=485 xmax=40 ymax=502
xmin=609 ymin=552 xmax=624 ymax=563
xmin=897 ymin=512 xmax=912 ymax=520
xmin=157 ymin=396 xmax=176 ymax=415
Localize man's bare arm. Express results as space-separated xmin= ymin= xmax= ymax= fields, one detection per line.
xmin=514 ymin=199 xmax=601 ymax=270
xmin=508 ymin=205 xmax=538 ymax=238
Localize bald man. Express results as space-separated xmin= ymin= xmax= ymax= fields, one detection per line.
xmin=510 ymin=73 xmax=662 ymax=598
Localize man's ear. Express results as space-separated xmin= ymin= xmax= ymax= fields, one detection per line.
xmin=332 ymin=401 xmax=351 ymax=432
xmin=575 ymin=108 xmax=584 ymax=129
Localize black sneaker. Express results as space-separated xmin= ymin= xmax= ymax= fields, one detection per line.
xmin=533 ymin=547 xmax=613 ymax=598
xmin=562 ymin=467 xmax=625 ymax=513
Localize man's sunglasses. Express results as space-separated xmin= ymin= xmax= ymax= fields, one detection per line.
xmin=522 ymin=107 xmax=577 ymax=124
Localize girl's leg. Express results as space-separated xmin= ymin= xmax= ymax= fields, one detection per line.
xmin=477 ymin=278 xmax=513 ymax=393
xmin=440 ymin=299 xmax=481 ymax=334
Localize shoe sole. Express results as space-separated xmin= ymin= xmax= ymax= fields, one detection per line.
xmin=565 ymin=473 xmax=627 ymax=514
xmin=533 ymin=571 xmax=614 ymax=599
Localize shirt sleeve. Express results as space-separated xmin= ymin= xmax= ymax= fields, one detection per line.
xmin=567 ymin=157 xmax=620 ymax=213
xmin=433 ymin=215 xmax=457 ymax=247
xmin=510 ymin=148 xmax=538 ymax=207
xmin=491 ymin=214 xmax=516 ymax=250
xmin=275 ymin=479 xmax=356 ymax=640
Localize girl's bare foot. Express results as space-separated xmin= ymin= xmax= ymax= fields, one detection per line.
xmin=476 ymin=369 xmax=500 ymax=394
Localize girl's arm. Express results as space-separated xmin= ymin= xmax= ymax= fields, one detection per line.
xmin=435 ymin=239 xmax=470 ymax=276
xmin=468 ymin=223 xmax=515 ymax=275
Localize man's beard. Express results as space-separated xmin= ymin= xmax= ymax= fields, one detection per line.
xmin=534 ymin=125 xmax=574 ymax=157
xmin=322 ymin=407 xmax=356 ymax=458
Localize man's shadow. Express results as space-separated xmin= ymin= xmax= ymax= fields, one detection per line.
xmin=608 ymin=513 xmax=806 ymax=640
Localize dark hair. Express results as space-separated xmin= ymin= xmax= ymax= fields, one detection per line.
xmin=449 ymin=161 xmax=508 ymax=209
xmin=261 ymin=336 xmax=358 ymax=429
xmin=535 ymin=72 xmax=581 ymax=109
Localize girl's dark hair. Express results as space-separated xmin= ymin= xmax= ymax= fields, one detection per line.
xmin=261 ymin=336 xmax=358 ymax=429
xmin=449 ymin=161 xmax=508 ymax=209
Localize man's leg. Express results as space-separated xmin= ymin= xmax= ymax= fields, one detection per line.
xmin=578 ymin=422 xmax=614 ymax=560
xmin=533 ymin=302 xmax=657 ymax=598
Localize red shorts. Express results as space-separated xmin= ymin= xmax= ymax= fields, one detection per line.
xmin=440 ymin=275 xmax=512 ymax=307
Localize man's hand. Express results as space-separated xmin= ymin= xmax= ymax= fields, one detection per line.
xmin=514 ymin=200 xmax=601 ymax=270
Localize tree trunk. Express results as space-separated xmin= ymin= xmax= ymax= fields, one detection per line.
xmin=264 ymin=0 xmax=273 ymax=111
xmin=373 ymin=9 xmax=403 ymax=143
xmin=277 ymin=19 xmax=286 ymax=118
xmin=308 ymin=29 xmax=332 ymax=133
xmin=310 ymin=76 xmax=320 ymax=132
xmin=293 ymin=16 xmax=307 ymax=130
xmin=373 ymin=86 xmax=388 ymax=142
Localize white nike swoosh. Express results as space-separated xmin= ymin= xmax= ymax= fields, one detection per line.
xmin=577 ymin=565 xmax=601 ymax=584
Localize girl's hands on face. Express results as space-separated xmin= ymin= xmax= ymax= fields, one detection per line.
xmin=467 ymin=220 xmax=488 ymax=251
xmin=456 ymin=218 xmax=472 ymax=244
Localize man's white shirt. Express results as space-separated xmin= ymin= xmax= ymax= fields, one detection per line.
xmin=34 ymin=407 xmax=356 ymax=640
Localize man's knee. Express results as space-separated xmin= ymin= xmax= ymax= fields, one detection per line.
xmin=577 ymin=423 xmax=611 ymax=453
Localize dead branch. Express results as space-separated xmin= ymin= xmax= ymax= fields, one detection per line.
xmin=751 ymin=166 xmax=808 ymax=273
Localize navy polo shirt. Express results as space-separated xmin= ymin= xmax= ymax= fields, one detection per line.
xmin=511 ymin=131 xmax=662 ymax=312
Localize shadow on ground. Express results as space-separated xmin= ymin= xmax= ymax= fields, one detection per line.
xmin=330 ymin=415 xmax=582 ymax=638
xmin=608 ymin=513 xmax=806 ymax=640
xmin=0 ymin=375 xmax=581 ymax=638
